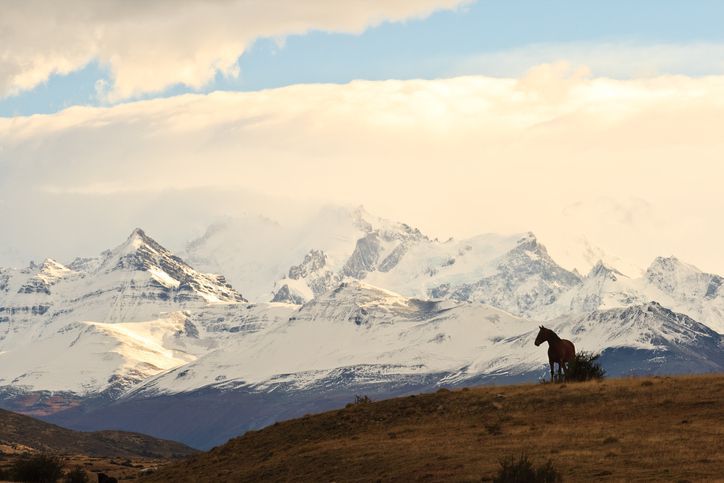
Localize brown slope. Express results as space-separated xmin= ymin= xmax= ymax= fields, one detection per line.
xmin=144 ymin=374 xmax=724 ymax=482
xmin=0 ymin=408 xmax=197 ymax=458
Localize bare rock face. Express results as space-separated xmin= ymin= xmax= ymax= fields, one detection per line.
xmin=271 ymin=284 xmax=307 ymax=305
xmin=342 ymin=233 xmax=383 ymax=279
xmin=271 ymin=249 xmax=342 ymax=304
xmin=288 ymin=250 xmax=328 ymax=280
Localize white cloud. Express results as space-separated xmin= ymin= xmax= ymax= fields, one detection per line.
xmin=1 ymin=68 xmax=724 ymax=275
xmin=455 ymin=41 xmax=724 ymax=78
xmin=0 ymin=0 xmax=470 ymax=101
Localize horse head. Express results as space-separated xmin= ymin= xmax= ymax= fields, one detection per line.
xmin=534 ymin=325 xmax=547 ymax=346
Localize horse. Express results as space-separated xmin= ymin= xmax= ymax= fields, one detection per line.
xmin=534 ymin=325 xmax=575 ymax=382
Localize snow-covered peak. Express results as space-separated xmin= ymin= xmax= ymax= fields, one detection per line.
xmin=12 ymin=258 xmax=76 ymax=296
xmin=35 ymin=258 xmax=73 ymax=284
xmin=510 ymin=232 xmax=557 ymax=264
xmin=573 ymin=301 xmax=720 ymax=350
xmin=68 ymin=228 xmax=248 ymax=308
xmin=645 ymin=256 xmax=701 ymax=292
xmin=104 ymin=227 xmax=170 ymax=268
xmin=293 ymin=280 xmax=416 ymax=326
xmin=103 ymin=229 xmax=175 ymax=271
xmin=646 ymin=255 xmax=693 ymax=273
xmin=645 ymin=255 xmax=723 ymax=301
xmin=538 ymin=253 xmax=724 ymax=334
xmin=538 ymin=258 xmax=642 ymax=320
xmin=124 ymin=227 xmax=150 ymax=251
xmin=586 ymin=260 xmax=626 ymax=281
xmin=352 ymin=205 xmax=428 ymax=241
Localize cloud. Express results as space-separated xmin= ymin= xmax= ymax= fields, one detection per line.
xmin=0 ymin=0 xmax=470 ymax=101
xmin=1 ymin=68 xmax=724 ymax=275
xmin=455 ymin=41 xmax=724 ymax=78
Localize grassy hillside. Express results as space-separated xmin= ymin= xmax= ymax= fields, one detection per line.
xmin=0 ymin=407 xmax=197 ymax=459
xmin=144 ymin=374 xmax=724 ymax=482
xmin=0 ymin=407 xmax=198 ymax=480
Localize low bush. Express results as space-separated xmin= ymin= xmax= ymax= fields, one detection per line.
xmin=493 ymin=453 xmax=562 ymax=483
xmin=9 ymin=453 xmax=64 ymax=483
xmin=64 ymin=466 xmax=89 ymax=483
xmin=485 ymin=421 xmax=502 ymax=436
xmin=345 ymin=394 xmax=373 ymax=408
xmin=566 ymin=351 xmax=606 ymax=382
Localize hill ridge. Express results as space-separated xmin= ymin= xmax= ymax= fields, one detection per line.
xmin=144 ymin=374 xmax=724 ymax=482
xmin=0 ymin=407 xmax=197 ymax=458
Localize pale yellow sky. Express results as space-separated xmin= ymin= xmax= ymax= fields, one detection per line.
xmin=1 ymin=66 xmax=723 ymax=274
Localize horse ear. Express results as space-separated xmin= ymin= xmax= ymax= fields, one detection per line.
xmin=539 ymin=325 xmax=543 ymax=329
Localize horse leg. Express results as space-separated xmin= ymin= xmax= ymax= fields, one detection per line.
xmin=550 ymin=361 xmax=555 ymax=383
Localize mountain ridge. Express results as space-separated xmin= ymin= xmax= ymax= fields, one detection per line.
xmin=0 ymin=209 xmax=722 ymax=449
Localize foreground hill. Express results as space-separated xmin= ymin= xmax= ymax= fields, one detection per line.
xmin=144 ymin=375 xmax=724 ymax=482
xmin=0 ymin=408 xmax=196 ymax=459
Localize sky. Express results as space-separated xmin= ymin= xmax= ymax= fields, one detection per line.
xmin=1 ymin=1 xmax=724 ymax=275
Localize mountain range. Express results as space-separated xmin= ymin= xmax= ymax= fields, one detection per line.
xmin=0 ymin=206 xmax=721 ymax=448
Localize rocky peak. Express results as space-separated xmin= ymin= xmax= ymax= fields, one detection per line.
xmin=288 ymin=250 xmax=328 ymax=280
xmin=645 ymin=256 xmax=699 ymax=293
xmin=587 ymin=261 xmax=625 ymax=281
xmin=16 ymin=258 xmax=73 ymax=295
xmin=103 ymin=228 xmax=178 ymax=273
xmin=645 ymin=256 xmax=723 ymax=304
xmin=36 ymin=258 xmax=73 ymax=285
xmin=38 ymin=258 xmax=71 ymax=274
xmin=511 ymin=232 xmax=556 ymax=263
xmin=120 ymin=228 xmax=166 ymax=256
xmin=647 ymin=256 xmax=685 ymax=273
xmin=96 ymin=228 xmax=246 ymax=303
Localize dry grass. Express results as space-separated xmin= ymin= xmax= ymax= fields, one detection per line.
xmin=0 ymin=406 xmax=197 ymax=481
xmin=144 ymin=374 xmax=724 ymax=482
xmin=0 ymin=452 xmax=171 ymax=482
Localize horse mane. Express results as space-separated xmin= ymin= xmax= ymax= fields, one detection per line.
xmin=546 ymin=328 xmax=562 ymax=342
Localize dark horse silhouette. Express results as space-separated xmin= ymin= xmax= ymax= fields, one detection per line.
xmin=534 ymin=325 xmax=575 ymax=382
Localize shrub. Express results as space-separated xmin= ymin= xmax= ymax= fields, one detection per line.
xmin=345 ymin=394 xmax=373 ymax=408
xmin=493 ymin=453 xmax=562 ymax=483
xmin=566 ymin=351 xmax=606 ymax=382
xmin=485 ymin=421 xmax=503 ymax=436
xmin=353 ymin=395 xmax=372 ymax=405
xmin=9 ymin=453 xmax=64 ymax=483
xmin=65 ymin=466 xmax=89 ymax=483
